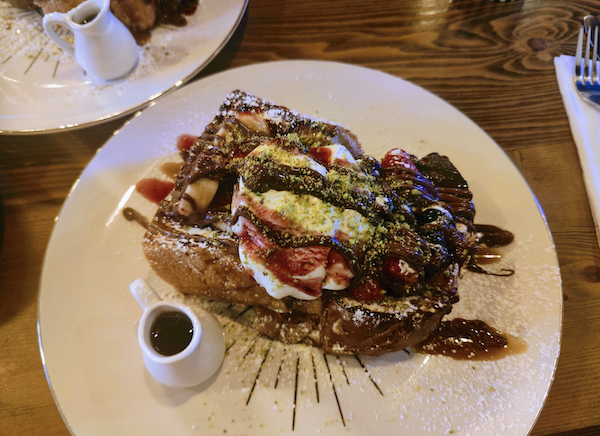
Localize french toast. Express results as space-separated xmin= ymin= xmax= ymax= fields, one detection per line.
xmin=140 ymin=90 xmax=480 ymax=355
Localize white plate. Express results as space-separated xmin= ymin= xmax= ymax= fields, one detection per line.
xmin=38 ymin=60 xmax=562 ymax=436
xmin=0 ymin=0 xmax=247 ymax=134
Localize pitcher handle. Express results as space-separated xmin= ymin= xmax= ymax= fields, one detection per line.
xmin=129 ymin=278 xmax=162 ymax=310
xmin=42 ymin=14 xmax=75 ymax=58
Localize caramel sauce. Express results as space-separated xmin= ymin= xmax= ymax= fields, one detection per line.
xmin=130 ymin=30 xmax=152 ymax=45
xmin=469 ymin=246 xmax=515 ymax=276
xmin=414 ymin=318 xmax=527 ymax=360
xmin=150 ymin=311 xmax=193 ymax=356
xmin=474 ymin=247 xmax=502 ymax=265
xmin=160 ymin=162 xmax=182 ymax=180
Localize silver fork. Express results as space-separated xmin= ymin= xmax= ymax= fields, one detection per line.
xmin=575 ymin=23 xmax=600 ymax=108
xmin=584 ymin=15 xmax=600 ymax=48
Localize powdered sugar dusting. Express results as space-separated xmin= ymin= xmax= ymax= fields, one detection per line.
xmin=138 ymin=217 xmax=560 ymax=435
xmin=221 ymin=89 xmax=349 ymax=131
xmin=0 ymin=3 xmax=69 ymax=60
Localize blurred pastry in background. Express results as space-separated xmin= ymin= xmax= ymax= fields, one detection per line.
xmin=3 ymin=0 xmax=198 ymax=43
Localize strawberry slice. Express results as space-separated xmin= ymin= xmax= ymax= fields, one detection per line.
xmin=349 ymin=277 xmax=385 ymax=301
xmin=381 ymin=148 xmax=418 ymax=172
xmin=135 ymin=178 xmax=174 ymax=204
xmin=309 ymin=145 xmax=356 ymax=168
xmin=308 ymin=147 xmax=333 ymax=166
xmin=177 ymin=134 xmax=197 ymax=151
xmin=383 ymin=256 xmax=420 ymax=284
xmin=324 ymin=250 xmax=354 ymax=290
xmin=235 ymin=217 xmax=329 ymax=298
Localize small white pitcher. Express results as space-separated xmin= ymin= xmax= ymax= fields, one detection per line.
xmin=129 ymin=279 xmax=226 ymax=388
xmin=43 ymin=0 xmax=138 ymax=81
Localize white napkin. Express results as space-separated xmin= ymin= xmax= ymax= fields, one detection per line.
xmin=555 ymin=54 xmax=600 ymax=246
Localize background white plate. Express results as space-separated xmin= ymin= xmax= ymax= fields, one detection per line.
xmin=0 ymin=0 xmax=247 ymax=134
xmin=38 ymin=60 xmax=562 ymax=436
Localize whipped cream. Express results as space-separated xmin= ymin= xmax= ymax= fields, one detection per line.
xmin=232 ymin=142 xmax=374 ymax=300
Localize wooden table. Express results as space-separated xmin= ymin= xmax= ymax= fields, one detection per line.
xmin=1 ymin=0 xmax=599 ymax=434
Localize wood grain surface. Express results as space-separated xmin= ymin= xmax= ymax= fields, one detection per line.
xmin=1 ymin=0 xmax=600 ymax=435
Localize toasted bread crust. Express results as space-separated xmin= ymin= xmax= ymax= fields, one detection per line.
xmin=140 ymin=90 xmax=473 ymax=355
xmin=142 ymin=226 xmax=455 ymax=355
xmin=142 ymin=228 xmax=284 ymax=309
xmin=254 ymin=295 xmax=452 ymax=355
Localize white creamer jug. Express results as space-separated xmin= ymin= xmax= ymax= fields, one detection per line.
xmin=43 ymin=0 xmax=138 ymax=81
xmin=129 ymin=279 xmax=226 ymax=388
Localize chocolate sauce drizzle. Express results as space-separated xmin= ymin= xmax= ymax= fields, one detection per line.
xmin=127 ymin=91 xmax=520 ymax=360
xmin=468 ymin=263 xmax=515 ymax=277
xmin=156 ymin=0 xmax=198 ymax=27
xmin=233 ymin=205 xmax=358 ymax=270
xmin=122 ymin=207 xmax=238 ymax=251
xmin=415 ymin=318 xmax=526 ymax=360
xmin=122 ymin=207 xmax=149 ymax=228
xmin=475 ymin=224 xmax=515 ymax=247
xmin=156 ymin=103 xmax=509 ymax=301
xmin=242 ymin=159 xmax=394 ymax=222
xmin=468 ymin=224 xmax=516 ymax=276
